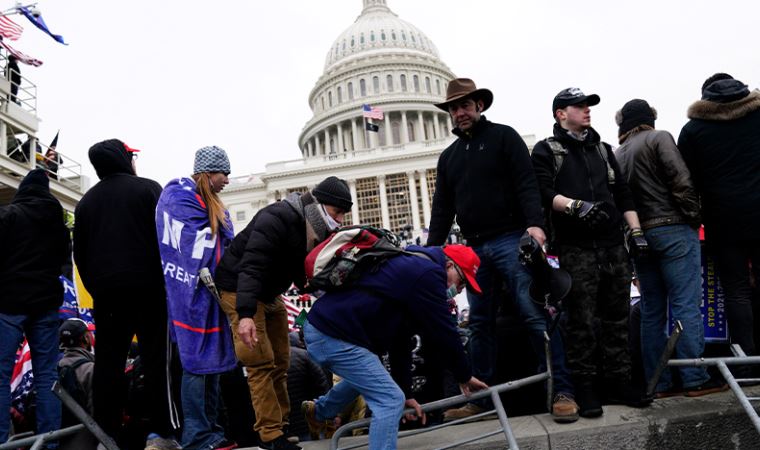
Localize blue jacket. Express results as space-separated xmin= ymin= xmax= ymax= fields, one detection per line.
xmin=307 ymin=246 xmax=471 ymax=394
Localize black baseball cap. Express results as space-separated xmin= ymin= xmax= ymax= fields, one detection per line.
xmin=552 ymin=87 xmax=600 ymax=117
xmin=59 ymin=318 xmax=88 ymax=347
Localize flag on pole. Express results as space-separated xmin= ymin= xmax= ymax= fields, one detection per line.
xmin=365 ymin=121 xmax=379 ymax=132
xmin=0 ymin=15 xmax=23 ymax=40
xmin=49 ymin=130 xmax=59 ymax=149
xmin=362 ymin=104 xmax=384 ymax=120
xmin=17 ymin=6 xmax=67 ymax=45
xmin=0 ymin=40 xmax=42 ymax=66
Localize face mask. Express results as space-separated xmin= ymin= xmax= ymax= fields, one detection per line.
xmin=320 ymin=204 xmax=341 ymax=230
xmin=446 ymin=285 xmax=459 ymax=300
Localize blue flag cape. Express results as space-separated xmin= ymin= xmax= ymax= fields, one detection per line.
xmin=156 ymin=177 xmax=236 ymax=374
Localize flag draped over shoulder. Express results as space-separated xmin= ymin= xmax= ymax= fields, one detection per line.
xmin=0 ymin=15 xmax=23 ymax=40
xmin=17 ymin=6 xmax=66 ymax=45
xmin=156 ymin=177 xmax=237 ymax=374
xmin=0 ymin=40 xmax=42 ymax=66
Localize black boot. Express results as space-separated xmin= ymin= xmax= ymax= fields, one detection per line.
xmin=575 ymin=382 xmax=603 ymax=418
xmin=604 ymin=379 xmax=653 ymax=408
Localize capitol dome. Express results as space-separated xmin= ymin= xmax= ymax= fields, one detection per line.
xmin=324 ymin=0 xmax=441 ymax=72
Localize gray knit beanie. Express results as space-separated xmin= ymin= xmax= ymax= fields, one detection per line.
xmin=193 ymin=146 xmax=231 ymax=175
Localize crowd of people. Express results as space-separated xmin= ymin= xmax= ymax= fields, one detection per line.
xmin=0 ymin=72 xmax=758 ymax=450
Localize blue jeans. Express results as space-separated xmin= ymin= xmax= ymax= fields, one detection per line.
xmin=0 ymin=310 xmax=61 ymax=445
xmin=181 ymin=371 xmax=225 ymax=450
xmin=468 ymin=230 xmax=573 ymax=396
xmin=304 ymin=322 xmax=404 ymax=450
xmin=637 ymin=224 xmax=709 ymax=391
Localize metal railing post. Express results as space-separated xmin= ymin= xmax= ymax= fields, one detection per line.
xmin=646 ymin=320 xmax=683 ymax=397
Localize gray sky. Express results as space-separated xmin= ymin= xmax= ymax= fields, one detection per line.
xmin=15 ymin=0 xmax=760 ymax=186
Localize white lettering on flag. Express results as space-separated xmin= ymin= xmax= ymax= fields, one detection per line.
xmin=192 ymin=227 xmax=216 ymax=259
xmin=162 ymin=212 xmax=184 ymax=252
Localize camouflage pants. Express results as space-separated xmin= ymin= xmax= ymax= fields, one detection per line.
xmin=559 ymin=244 xmax=632 ymax=381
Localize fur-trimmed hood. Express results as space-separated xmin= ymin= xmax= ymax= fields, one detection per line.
xmin=687 ymin=89 xmax=760 ymax=121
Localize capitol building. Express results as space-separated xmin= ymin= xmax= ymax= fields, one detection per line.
xmin=220 ymin=0 xmax=534 ymax=237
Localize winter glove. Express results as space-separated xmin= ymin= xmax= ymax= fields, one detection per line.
xmin=567 ymin=200 xmax=612 ymax=231
xmin=627 ymin=228 xmax=649 ymax=258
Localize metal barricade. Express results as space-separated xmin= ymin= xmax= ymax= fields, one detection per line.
xmin=329 ymin=332 xmax=555 ymax=450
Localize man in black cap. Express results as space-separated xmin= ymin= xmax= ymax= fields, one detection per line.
xmin=428 ymin=78 xmax=579 ymax=423
xmin=678 ymin=74 xmax=760 ymax=376
xmin=57 ymin=318 xmax=97 ymax=450
xmin=616 ymin=99 xmax=726 ymax=398
xmin=74 ymin=140 xmax=179 ymax=449
xmin=216 ymin=176 xmax=352 ymax=450
xmin=531 ymin=88 xmax=649 ymax=417
xmin=0 ymin=169 xmax=69 ymax=447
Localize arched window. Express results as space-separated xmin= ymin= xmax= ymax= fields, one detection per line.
xmin=337 ymin=86 xmax=342 ymax=103
xmin=373 ymin=76 xmax=380 ymax=94
xmin=342 ymin=39 xmax=346 ymax=51
xmin=391 ymin=30 xmax=397 ymax=40
xmin=386 ymin=74 xmax=394 ymax=92
xmin=360 ymin=33 xmax=365 ymax=44
xmin=407 ymin=121 xmax=416 ymax=142
xmin=425 ymin=77 xmax=431 ymax=93
xmin=348 ymin=82 xmax=354 ymax=100
xmin=391 ymin=121 xmax=401 ymax=145
xmin=320 ymin=96 xmax=325 ymax=110
xmin=381 ymin=30 xmax=386 ymax=41
xmin=413 ymin=75 xmax=420 ymax=92
xmin=400 ymin=74 xmax=407 ymax=92
xmin=328 ymin=91 xmax=333 ymax=107
xmin=401 ymin=30 xmax=406 ymax=41
xmin=371 ymin=31 xmax=375 ymax=42
xmin=436 ymin=79 xmax=441 ymax=95
xmin=360 ymin=79 xmax=367 ymax=97
xmin=351 ymin=37 xmax=355 ymax=47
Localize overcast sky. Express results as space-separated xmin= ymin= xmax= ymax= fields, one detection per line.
xmin=13 ymin=0 xmax=760 ymax=187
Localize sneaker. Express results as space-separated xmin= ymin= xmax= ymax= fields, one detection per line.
xmin=281 ymin=425 xmax=299 ymax=444
xmin=258 ymin=435 xmax=301 ymax=450
xmin=575 ymin=383 xmax=603 ymax=418
xmin=685 ymin=379 xmax=729 ymax=397
xmin=210 ymin=438 xmax=237 ymax=450
xmin=442 ymin=403 xmax=487 ymax=422
xmin=145 ymin=436 xmax=182 ymax=450
xmin=551 ymin=392 xmax=579 ymax=423
xmin=653 ymin=388 xmax=684 ymax=399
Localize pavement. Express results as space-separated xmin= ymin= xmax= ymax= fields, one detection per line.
xmin=238 ymin=385 xmax=760 ymax=449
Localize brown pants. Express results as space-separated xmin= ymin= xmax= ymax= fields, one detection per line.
xmin=220 ymin=290 xmax=291 ymax=442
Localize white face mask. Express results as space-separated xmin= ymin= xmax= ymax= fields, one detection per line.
xmin=320 ymin=204 xmax=341 ymax=230
xmin=446 ymin=285 xmax=459 ymax=300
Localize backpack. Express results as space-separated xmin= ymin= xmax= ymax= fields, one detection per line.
xmin=304 ymin=225 xmax=427 ymax=292
xmin=58 ymin=357 xmax=89 ymax=426
xmin=544 ymin=137 xmax=616 ymax=185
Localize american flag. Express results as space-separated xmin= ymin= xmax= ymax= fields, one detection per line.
xmin=0 ymin=40 xmax=42 ymax=67
xmin=362 ymin=104 xmax=384 ymax=120
xmin=11 ymin=340 xmax=33 ymax=413
xmin=282 ymin=296 xmax=303 ymax=331
xmin=0 ymin=15 xmax=23 ymax=40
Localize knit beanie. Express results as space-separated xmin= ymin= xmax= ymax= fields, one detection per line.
xmin=312 ymin=176 xmax=352 ymax=211
xmin=18 ymin=168 xmax=49 ymax=191
xmin=616 ymin=99 xmax=657 ymax=138
xmin=702 ymin=78 xmax=750 ymax=103
xmin=193 ymin=146 xmax=231 ymax=175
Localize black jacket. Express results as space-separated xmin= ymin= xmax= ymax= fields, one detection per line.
xmin=428 ymin=117 xmax=544 ymax=246
xmin=215 ymin=198 xmax=306 ymax=318
xmin=0 ymin=182 xmax=69 ymax=314
xmin=287 ymin=345 xmax=331 ymax=439
xmin=73 ymin=143 xmax=164 ymax=294
xmin=532 ymin=125 xmax=635 ymax=248
xmin=678 ymin=90 xmax=760 ymax=244
xmin=615 ymin=129 xmax=700 ymax=230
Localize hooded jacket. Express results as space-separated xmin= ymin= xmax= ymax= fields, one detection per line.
xmin=615 ymin=129 xmax=700 ymax=230
xmin=307 ymin=246 xmax=471 ymax=397
xmin=532 ymin=125 xmax=636 ymax=248
xmin=0 ymin=171 xmax=69 ymax=314
xmin=677 ymin=90 xmax=760 ymax=243
xmin=428 ymin=117 xmax=545 ymax=246
xmin=73 ymin=140 xmax=165 ymax=293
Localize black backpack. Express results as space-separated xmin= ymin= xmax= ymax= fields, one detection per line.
xmin=58 ymin=357 xmax=89 ymax=426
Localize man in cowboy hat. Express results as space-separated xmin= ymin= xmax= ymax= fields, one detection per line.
xmin=428 ymin=78 xmax=579 ymax=423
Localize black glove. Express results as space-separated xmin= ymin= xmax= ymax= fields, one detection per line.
xmin=568 ymin=200 xmax=612 ymax=231
xmin=627 ymin=228 xmax=649 ymax=258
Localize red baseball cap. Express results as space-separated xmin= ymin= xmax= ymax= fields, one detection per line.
xmin=443 ymin=244 xmax=482 ymax=295
xmin=123 ymin=142 xmax=141 ymax=153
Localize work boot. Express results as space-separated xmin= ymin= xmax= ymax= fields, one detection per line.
xmin=551 ymin=392 xmax=579 ymax=423
xmin=684 ymin=378 xmax=729 ymax=397
xmin=575 ymin=382 xmax=603 ymax=418
xmin=442 ymin=403 xmax=488 ymax=422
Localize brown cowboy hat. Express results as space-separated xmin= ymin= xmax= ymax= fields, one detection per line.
xmin=434 ymin=78 xmax=494 ymax=112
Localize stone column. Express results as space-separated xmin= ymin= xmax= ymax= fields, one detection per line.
xmin=419 ymin=170 xmax=432 ymax=227
xmin=417 ymin=111 xmax=425 ymax=142
xmin=377 ymin=175 xmax=390 ymax=229
xmin=433 ymin=113 xmax=440 ymax=140
xmin=401 ymin=111 xmax=409 ymax=143
xmin=446 ymin=116 xmax=453 ymax=132
xmin=314 ymin=136 xmax=321 ymax=156
xmin=306 ymin=141 xmax=313 ymax=158
xmin=384 ymin=113 xmax=392 ymax=146
xmin=324 ymin=128 xmax=331 ymax=155
xmin=337 ymin=122 xmax=344 ymax=152
xmin=351 ymin=119 xmax=359 ymax=151
xmin=348 ymin=179 xmax=360 ymax=225
xmin=406 ymin=171 xmax=421 ymax=231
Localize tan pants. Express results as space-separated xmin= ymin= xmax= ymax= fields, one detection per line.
xmin=220 ymin=290 xmax=291 ymax=442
